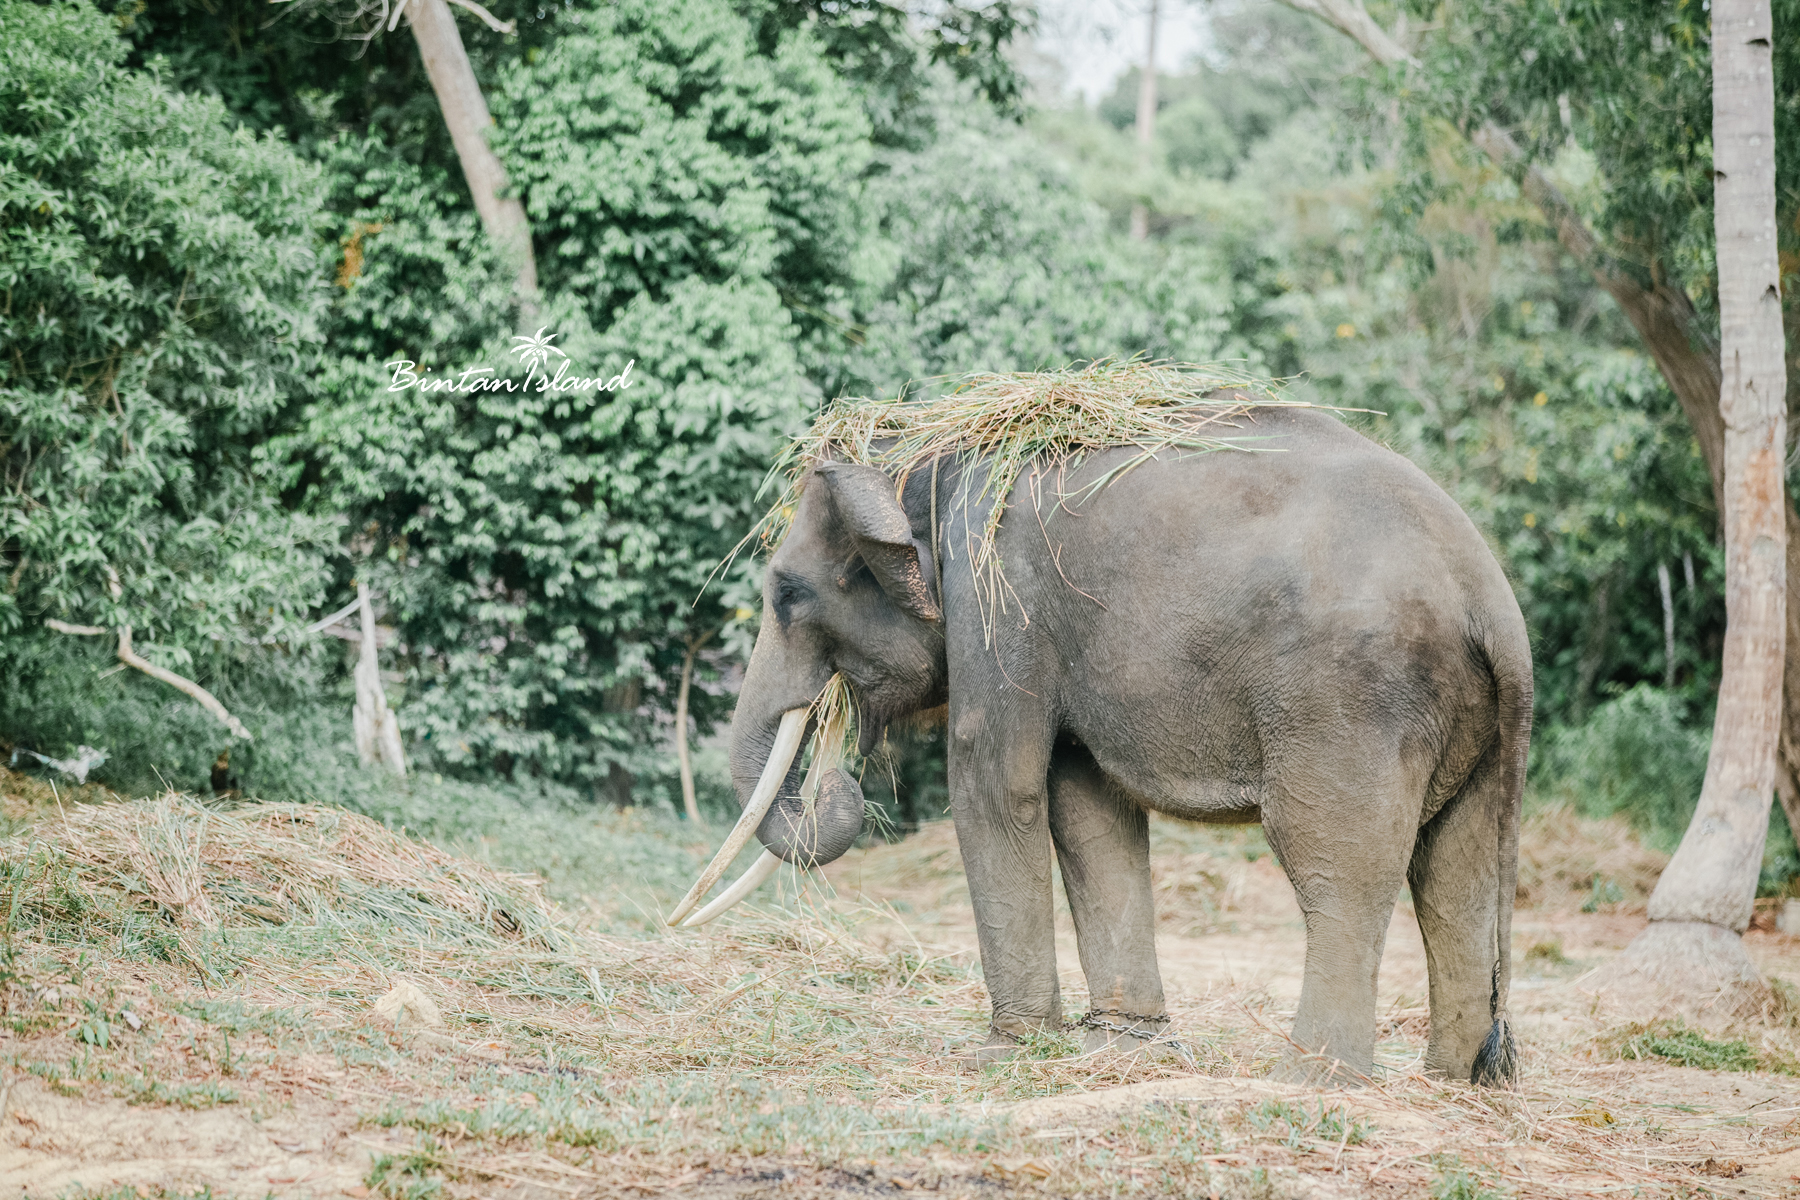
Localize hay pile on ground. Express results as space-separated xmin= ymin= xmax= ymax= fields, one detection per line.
xmin=2 ymin=793 xmax=562 ymax=969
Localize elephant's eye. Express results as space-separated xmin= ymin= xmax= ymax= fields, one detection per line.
xmin=772 ymin=572 xmax=813 ymax=629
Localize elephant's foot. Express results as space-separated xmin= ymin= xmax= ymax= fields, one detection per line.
xmin=1076 ymin=1010 xmax=1189 ymax=1062
xmin=1267 ymin=1048 xmax=1374 ymax=1087
xmin=958 ymin=1025 xmax=1035 ymax=1068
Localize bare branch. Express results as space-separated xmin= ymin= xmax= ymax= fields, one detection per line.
xmin=45 ymin=618 xmax=107 ymax=635
xmin=320 ymin=623 xmax=398 ymax=647
xmin=305 ymin=596 xmax=364 ymax=633
xmin=1278 ymin=0 xmax=1416 ymax=68
xmin=44 ymin=612 xmax=253 ymax=739
xmin=115 ymin=627 xmax=253 ymax=741
xmin=443 ymin=0 xmax=514 ymax=35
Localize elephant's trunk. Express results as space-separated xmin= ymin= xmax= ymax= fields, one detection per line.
xmin=670 ymin=677 xmax=866 ymax=929
xmin=733 ymin=704 xmax=865 ymax=869
xmin=753 ymin=749 xmax=866 ymax=868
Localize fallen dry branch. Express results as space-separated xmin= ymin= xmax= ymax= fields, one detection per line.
xmin=116 ymin=626 xmax=251 ymax=741
xmin=41 ymin=618 xmax=252 ymax=740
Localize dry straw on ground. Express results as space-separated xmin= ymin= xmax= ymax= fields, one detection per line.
xmin=5 ymin=788 xmax=1800 ymax=1198
xmin=4 ymin=792 xmax=560 ymax=962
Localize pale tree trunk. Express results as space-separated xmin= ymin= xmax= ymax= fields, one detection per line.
xmin=1625 ymin=0 xmax=1788 ymax=975
xmin=1280 ymin=0 xmax=1800 ymax=902
xmin=407 ymin=0 xmax=538 ymax=322
xmin=1659 ymin=562 xmax=1677 ymax=689
xmin=674 ymin=629 xmax=715 ymax=823
xmin=1128 ymin=0 xmax=1158 ymax=242
xmin=353 ymin=583 xmax=407 ymax=777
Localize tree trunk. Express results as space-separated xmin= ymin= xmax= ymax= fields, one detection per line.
xmin=407 ymin=0 xmax=538 ymax=321
xmin=1659 ymin=562 xmax=1677 ymax=689
xmin=353 ymin=582 xmax=407 ymax=777
xmin=675 ymin=629 xmax=716 ymax=823
xmin=1128 ymin=0 xmax=1158 ymax=242
xmin=1640 ymin=0 xmax=1787 ymax=937
xmin=1279 ymin=0 xmax=1800 ymax=888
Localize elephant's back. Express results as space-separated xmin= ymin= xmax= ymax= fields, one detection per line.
xmin=1024 ymin=406 xmax=1511 ymax=624
xmin=997 ymin=406 xmax=1527 ymax=813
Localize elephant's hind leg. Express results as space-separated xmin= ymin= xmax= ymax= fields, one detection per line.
xmin=1409 ymin=748 xmax=1510 ymax=1081
xmin=1047 ymin=742 xmax=1169 ymax=1054
xmin=1266 ymin=772 xmax=1417 ymax=1083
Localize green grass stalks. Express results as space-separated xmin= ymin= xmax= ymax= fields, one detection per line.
xmin=1597 ymin=1019 xmax=1798 ymax=1074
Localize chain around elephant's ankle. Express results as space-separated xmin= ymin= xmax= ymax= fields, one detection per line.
xmin=1075 ymin=1008 xmax=1172 ymax=1042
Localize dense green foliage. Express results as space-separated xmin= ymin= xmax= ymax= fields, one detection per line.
xmin=0 ymin=0 xmax=334 ymax=648
xmin=286 ymin=0 xmax=872 ymax=799
xmin=1396 ymin=0 xmax=1800 ymax=332
xmin=0 ymin=0 xmax=1793 ymax=889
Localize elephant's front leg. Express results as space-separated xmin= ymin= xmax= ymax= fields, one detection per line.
xmin=948 ymin=698 xmax=1058 ymax=1063
xmin=1047 ymin=741 xmax=1169 ymax=1054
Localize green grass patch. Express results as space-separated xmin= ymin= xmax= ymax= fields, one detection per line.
xmin=1243 ymin=1098 xmax=1371 ymax=1150
xmin=367 ymin=1145 xmax=448 ymax=1200
xmin=125 ymin=1076 xmax=239 ymax=1108
xmin=1598 ymin=1019 xmax=1798 ymax=1074
xmin=1430 ymin=1156 xmax=1508 ymax=1200
xmin=1522 ymin=938 xmax=1572 ymax=968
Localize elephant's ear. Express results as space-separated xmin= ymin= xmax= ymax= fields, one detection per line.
xmin=814 ymin=461 xmax=941 ymax=622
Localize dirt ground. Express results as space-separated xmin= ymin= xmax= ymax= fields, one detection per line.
xmin=4 ymin=796 xmax=1800 ymax=1200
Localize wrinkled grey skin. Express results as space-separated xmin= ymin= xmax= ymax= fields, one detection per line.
xmin=728 ymin=407 xmax=1531 ymax=1084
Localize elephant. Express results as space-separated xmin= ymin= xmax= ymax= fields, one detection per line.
xmin=675 ymin=404 xmax=1532 ymax=1086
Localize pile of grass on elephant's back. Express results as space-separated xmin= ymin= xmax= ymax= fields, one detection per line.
xmin=744 ymin=358 xmax=1306 ymax=604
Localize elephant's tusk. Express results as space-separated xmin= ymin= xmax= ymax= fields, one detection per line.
xmin=666 ymin=706 xmax=808 ymax=926
xmin=679 ymin=849 xmax=785 ymax=927
xmin=680 ymin=703 xmax=852 ymax=929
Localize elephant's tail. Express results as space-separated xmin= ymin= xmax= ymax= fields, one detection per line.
xmin=1470 ymin=620 xmax=1531 ymax=1088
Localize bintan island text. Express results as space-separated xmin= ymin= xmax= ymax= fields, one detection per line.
xmin=384 ymin=358 xmax=635 ymax=394
xmin=386 ymin=328 xmax=632 ymax=394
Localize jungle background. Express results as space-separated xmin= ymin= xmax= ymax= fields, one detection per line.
xmin=2 ymin=0 xmax=1796 ymax=890
xmin=13 ymin=3 xmax=1800 ymax=1196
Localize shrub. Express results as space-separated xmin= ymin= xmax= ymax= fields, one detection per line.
xmin=1529 ymin=684 xmax=1708 ymax=850
xmin=0 ymin=0 xmax=335 ymax=647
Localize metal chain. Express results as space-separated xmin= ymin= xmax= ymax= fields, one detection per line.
xmin=1074 ymin=1008 xmax=1182 ymax=1048
xmin=1079 ymin=1007 xmax=1168 ymax=1027
xmin=985 ymin=1010 xmax=1186 ymax=1049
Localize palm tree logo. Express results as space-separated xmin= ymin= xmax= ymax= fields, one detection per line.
xmin=510 ymin=327 xmax=566 ymax=376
